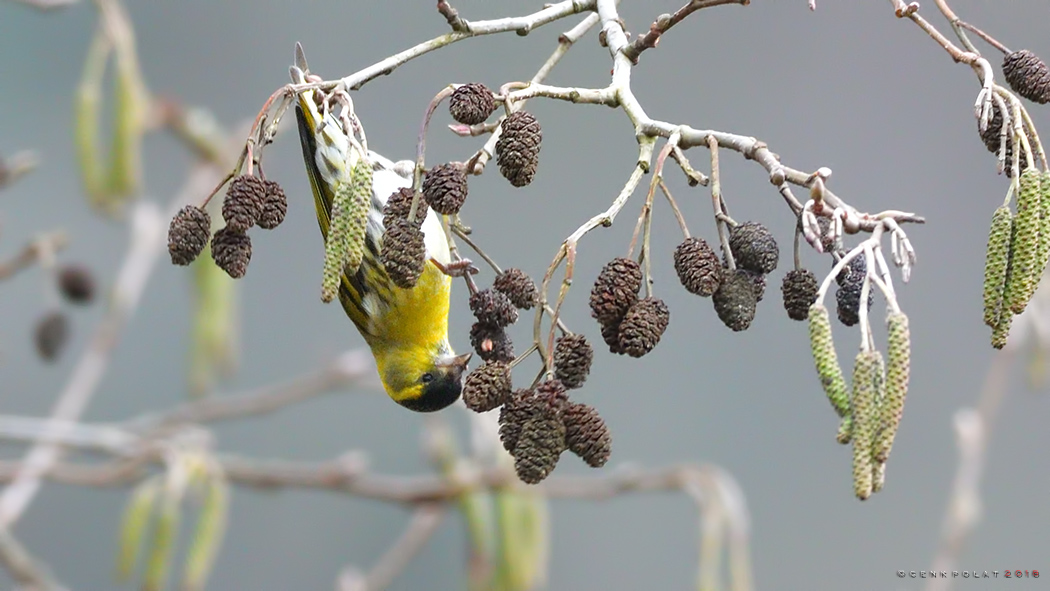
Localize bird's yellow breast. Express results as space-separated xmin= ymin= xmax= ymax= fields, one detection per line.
xmin=366 ymin=260 xmax=452 ymax=351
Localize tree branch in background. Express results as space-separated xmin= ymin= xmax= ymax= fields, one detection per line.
xmin=0 ymin=151 xmax=39 ymax=190
xmin=0 ymin=202 xmax=166 ymax=529
xmin=4 ymin=0 xmax=77 ymax=11
xmin=123 ymin=348 xmax=378 ymax=435
xmin=927 ymin=351 xmax=1013 ymax=591
xmin=0 ymin=527 xmax=65 ymax=591
xmin=339 ymin=505 xmax=448 ymax=591
xmin=0 ymin=232 xmax=68 ymax=283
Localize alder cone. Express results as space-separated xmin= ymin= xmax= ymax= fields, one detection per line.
xmin=210 ymin=227 xmax=252 ymax=279
xmin=57 ymin=264 xmax=96 ymax=304
xmin=495 ymin=111 xmax=542 ymax=187
xmin=728 ymin=221 xmax=779 ymax=274
xmin=781 ymin=269 xmax=818 ymax=321
xmin=381 ymin=218 xmax=426 ymax=289
xmin=258 ymin=179 xmax=288 ymax=229
xmin=713 ymin=270 xmax=757 ymax=332
xmin=673 ymin=237 xmax=722 ymax=296
xmin=617 ymin=297 xmax=670 ymax=357
xmin=589 ymin=258 xmax=642 ymax=324
xmin=493 ymin=268 xmax=537 ymax=309
xmin=469 ymin=289 xmax=518 ymax=327
xmin=1003 ymin=49 xmax=1050 ymax=104
xmin=449 ymin=83 xmax=496 ymax=125
xmin=422 ymin=163 xmax=468 ymax=215
xmin=470 ymin=322 xmax=515 ymax=363
xmin=979 ymin=103 xmax=1029 ymax=177
xmin=167 ymin=206 xmax=211 ymax=265
xmin=222 ymin=175 xmax=265 ymax=232
xmin=462 ymin=361 xmax=512 ymax=413
xmin=553 ymin=334 xmax=593 ymax=389
xmin=563 ymin=402 xmax=611 ymax=468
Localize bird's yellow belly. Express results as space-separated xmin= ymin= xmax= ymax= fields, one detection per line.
xmin=368 ymin=261 xmax=452 ymax=349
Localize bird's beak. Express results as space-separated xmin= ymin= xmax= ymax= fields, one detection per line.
xmin=441 ymin=352 xmax=472 ymax=380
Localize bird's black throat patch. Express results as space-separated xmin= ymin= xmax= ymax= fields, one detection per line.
xmin=399 ymin=373 xmax=463 ymax=412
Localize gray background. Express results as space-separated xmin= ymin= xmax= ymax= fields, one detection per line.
xmin=1 ymin=1 xmax=1048 ymax=589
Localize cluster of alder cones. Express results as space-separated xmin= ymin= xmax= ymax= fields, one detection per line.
xmin=586 ymin=219 xmax=875 ymax=363
xmin=977 ymin=49 xmax=1050 ymax=177
xmin=461 ymin=300 xmax=611 ymax=484
xmin=167 ymin=174 xmax=288 ymax=277
xmin=366 ymin=82 xmax=544 ymax=290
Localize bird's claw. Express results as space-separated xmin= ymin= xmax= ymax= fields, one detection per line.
xmin=431 ymin=258 xmax=479 ymax=277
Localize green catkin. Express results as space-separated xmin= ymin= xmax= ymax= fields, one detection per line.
xmin=851 ymin=351 xmax=881 ymax=501
xmin=1039 ymin=171 xmax=1050 ymax=276
xmin=870 ymin=351 xmax=887 ymax=494
xmin=1005 ymin=169 xmax=1041 ymax=314
xmin=872 ymin=461 xmax=887 ymax=493
xmin=982 ymin=206 xmax=1014 ymax=327
xmin=836 ymin=415 xmax=853 ymax=445
xmin=873 ymin=313 xmax=911 ymax=464
xmin=346 ymin=160 xmax=373 ymax=275
xmin=320 ymin=160 xmax=373 ymax=303
xmin=807 ymin=304 xmax=850 ymax=419
xmin=991 ymin=309 xmax=1014 ymax=350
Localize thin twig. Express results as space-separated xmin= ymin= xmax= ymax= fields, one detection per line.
xmin=624 ymin=0 xmax=750 ymax=64
xmin=659 ymin=181 xmax=690 ymax=239
xmin=451 ymin=224 xmax=502 ymax=275
xmin=469 ymin=7 xmax=605 ymax=175
xmin=707 ymin=136 xmax=734 ymax=270
xmin=339 ymin=0 xmax=597 ymax=92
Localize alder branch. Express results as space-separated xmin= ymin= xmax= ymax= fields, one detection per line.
xmin=623 ymin=0 xmax=750 ymax=64
xmin=335 ymin=0 xmax=597 ymax=92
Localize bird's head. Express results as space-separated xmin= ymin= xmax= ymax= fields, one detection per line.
xmin=373 ymin=344 xmax=472 ymax=412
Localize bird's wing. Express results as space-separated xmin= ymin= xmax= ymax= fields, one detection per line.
xmin=295 ymin=102 xmax=451 ymax=341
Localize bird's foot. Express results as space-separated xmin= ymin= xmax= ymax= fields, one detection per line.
xmin=431 ymin=258 xmax=478 ymax=278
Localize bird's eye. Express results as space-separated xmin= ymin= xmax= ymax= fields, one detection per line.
xmin=421 ymin=372 xmax=434 ymax=383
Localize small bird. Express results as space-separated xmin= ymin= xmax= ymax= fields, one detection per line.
xmin=291 ymin=50 xmax=470 ymax=412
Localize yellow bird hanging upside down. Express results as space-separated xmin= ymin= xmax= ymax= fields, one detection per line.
xmin=291 ymin=57 xmax=470 ymax=412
